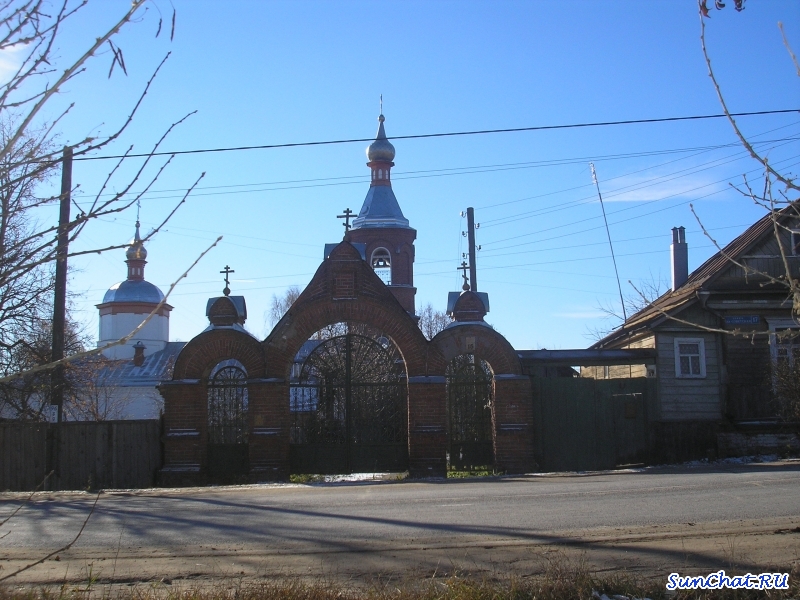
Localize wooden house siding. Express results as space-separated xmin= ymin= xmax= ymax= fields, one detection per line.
xmin=581 ymin=335 xmax=655 ymax=379
xmin=656 ymin=330 xmax=721 ymax=420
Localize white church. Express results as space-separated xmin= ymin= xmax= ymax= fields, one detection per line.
xmin=92 ymin=222 xmax=184 ymax=419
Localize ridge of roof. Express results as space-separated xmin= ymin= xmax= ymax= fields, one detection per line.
xmin=590 ymin=203 xmax=797 ymax=349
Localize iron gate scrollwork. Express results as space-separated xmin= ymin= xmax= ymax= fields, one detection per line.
xmin=290 ymin=333 xmax=408 ymax=474
xmin=446 ymin=354 xmax=494 ymax=470
xmin=207 ymin=360 xmax=249 ymax=479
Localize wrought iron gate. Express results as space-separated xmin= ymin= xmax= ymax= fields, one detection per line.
xmin=290 ymin=334 xmax=408 ymax=474
xmin=446 ymin=355 xmax=494 ymax=470
xmin=207 ymin=361 xmax=249 ymax=479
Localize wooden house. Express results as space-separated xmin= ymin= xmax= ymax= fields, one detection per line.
xmin=587 ymin=205 xmax=800 ymax=459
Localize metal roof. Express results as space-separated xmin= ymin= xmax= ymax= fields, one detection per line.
xmin=101 ymin=279 xmax=165 ymax=304
xmin=89 ymin=342 xmax=185 ymax=387
xmin=366 ymin=115 xmax=395 ymax=162
xmin=447 ymin=291 xmax=490 ymax=314
xmin=351 ymin=186 xmax=411 ymax=229
xmin=591 ymin=204 xmax=797 ymax=349
xmin=205 ymin=295 xmax=247 ymax=320
xmin=518 ymin=348 xmax=657 ymax=366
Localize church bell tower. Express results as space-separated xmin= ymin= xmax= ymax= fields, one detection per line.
xmin=347 ymin=113 xmax=417 ymax=315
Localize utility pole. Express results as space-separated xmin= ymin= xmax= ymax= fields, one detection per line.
xmin=466 ymin=207 xmax=477 ymax=292
xmin=51 ymin=146 xmax=72 ymax=423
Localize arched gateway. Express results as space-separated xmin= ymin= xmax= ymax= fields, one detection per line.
xmin=158 ymin=114 xmax=533 ymax=485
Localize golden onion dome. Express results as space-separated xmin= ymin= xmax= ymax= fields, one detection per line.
xmin=126 ymin=221 xmax=148 ymax=261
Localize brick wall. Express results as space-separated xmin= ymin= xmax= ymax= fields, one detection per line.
xmin=248 ymin=380 xmax=291 ymax=480
xmin=173 ymin=329 xmax=265 ymax=380
xmin=407 ymin=378 xmax=447 ymax=477
xmin=493 ymin=376 xmax=535 ymax=473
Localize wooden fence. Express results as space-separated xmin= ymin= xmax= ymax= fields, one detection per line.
xmin=531 ymin=377 xmax=657 ymax=472
xmin=0 ymin=420 xmax=162 ymax=492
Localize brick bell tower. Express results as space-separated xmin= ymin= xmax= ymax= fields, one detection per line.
xmin=347 ymin=113 xmax=417 ymax=316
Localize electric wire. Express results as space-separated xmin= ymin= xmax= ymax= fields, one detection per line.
xmin=480 ymin=155 xmax=800 ymax=250
xmin=478 ymin=136 xmax=800 ymax=228
xmin=73 ymin=108 xmax=798 ymax=161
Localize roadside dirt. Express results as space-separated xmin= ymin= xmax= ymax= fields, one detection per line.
xmin=2 ymin=516 xmax=798 ymax=588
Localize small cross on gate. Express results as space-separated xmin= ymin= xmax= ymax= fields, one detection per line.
xmin=337 ymin=208 xmax=354 ymax=232
xmin=220 ymin=265 xmax=235 ymax=296
xmin=458 ymin=261 xmax=470 ymax=291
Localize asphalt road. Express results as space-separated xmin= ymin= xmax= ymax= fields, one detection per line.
xmin=1 ymin=461 xmax=799 ymax=585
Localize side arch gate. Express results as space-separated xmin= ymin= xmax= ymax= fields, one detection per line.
xmin=446 ymin=354 xmax=494 ymax=470
xmin=207 ymin=359 xmax=249 ymax=479
xmin=289 ymin=333 xmax=408 ymax=474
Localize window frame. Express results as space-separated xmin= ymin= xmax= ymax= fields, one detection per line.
xmin=767 ymin=317 xmax=800 ymax=366
xmin=791 ymin=230 xmax=800 ymax=256
xmin=673 ymin=337 xmax=706 ymax=379
xmin=371 ymin=247 xmax=392 ymax=285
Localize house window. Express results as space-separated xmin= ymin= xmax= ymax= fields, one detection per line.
xmin=773 ymin=328 xmax=800 ymax=366
xmin=674 ymin=338 xmax=706 ymax=378
xmin=792 ymin=231 xmax=800 ymax=256
xmin=371 ymin=248 xmax=391 ymax=285
xmin=767 ymin=318 xmax=800 ymax=366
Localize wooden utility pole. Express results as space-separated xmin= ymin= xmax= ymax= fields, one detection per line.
xmin=466 ymin=207 xmax=477 ymax=292
xmin=51 ymin=146 xmax=72 ymax=423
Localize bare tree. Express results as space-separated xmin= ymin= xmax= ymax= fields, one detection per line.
xmin=611 ymin=3 xmax=800 ymax=417
xmin=63 ymin=357 xmax=133 ymax=421
xmin=417 ymin=302 xmax=450 ymax=340
xmin=267 ymin=285 xmax=302 ymax=331
xmin=0 ymin=313 xmax=84 ymax=420
xmin=0 ymin=1 xmax=206 ymax=394
xmin=587 ymin=272 xmax=668 ymax=341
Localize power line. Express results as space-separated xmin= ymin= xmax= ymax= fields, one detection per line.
xmin=73 ymin=108 xmax=799 ymax=161
xmin=480 ymin=155 xmax=800 ymax=249
xmin=480 ymin=137 xmax=799 ymax=231
xmin=79 ymin=133 xmax=799 ymax=201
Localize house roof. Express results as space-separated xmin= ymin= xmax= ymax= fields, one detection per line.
xmin=518 ymin=348 xmax=657 ymax=366
xmin=591 ymin=204 xmax=797 ymax=349
xmin=90 ymin=342 xmax=186 ymax=387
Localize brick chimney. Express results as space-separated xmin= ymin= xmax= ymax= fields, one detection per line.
xmin=133 ymin=341 xmax=146 ymax=367
xmin=671 ymin=226 xmax=688 ymax=291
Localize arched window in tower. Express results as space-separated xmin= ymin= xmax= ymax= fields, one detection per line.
xmin=378 ymin=168 xmax=383 ymax=180
xmin=372 ymin=248 xmax=392 ymax=285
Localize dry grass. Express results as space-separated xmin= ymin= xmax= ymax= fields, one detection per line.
xmin=2 ymin=561 xmax=797 ymax=600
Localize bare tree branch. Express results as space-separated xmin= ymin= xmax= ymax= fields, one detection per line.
xmin=0 ymin=236 xmax=222 ymax=384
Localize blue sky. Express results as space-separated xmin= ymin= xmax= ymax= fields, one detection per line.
xmin=21 ymin=0 xmax=800 ymax=350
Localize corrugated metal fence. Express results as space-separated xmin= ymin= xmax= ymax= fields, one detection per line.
xmin=0 ymin=420 xmax=162 ymax=491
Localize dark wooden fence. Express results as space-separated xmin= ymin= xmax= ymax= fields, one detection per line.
xmin=532 ymin=377 xmax=657 ymax=472
xmin=0 ymin=420 xmax=162 ymax=491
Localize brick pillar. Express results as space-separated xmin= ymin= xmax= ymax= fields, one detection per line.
xmin=407 ymin=376 xmax=447 ymax=477
xmin=248 ymin=379 xmax=290 ymax=481
xmin=493 ymin=374 xmax=535 ymax=474
xmin=158 ymin=380 xmax=206 ymax=486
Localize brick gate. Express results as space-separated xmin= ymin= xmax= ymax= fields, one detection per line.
xmin=159 ymin=242 xmax=534 ymax=485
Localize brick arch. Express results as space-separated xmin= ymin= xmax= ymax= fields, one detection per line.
xmin=431 ymin=323 xmax=521 ymax=376
xmin=172 ymin=328 xmax=265 ymax=380
xmin=263 ymin=242 xmax=443 ymax=379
